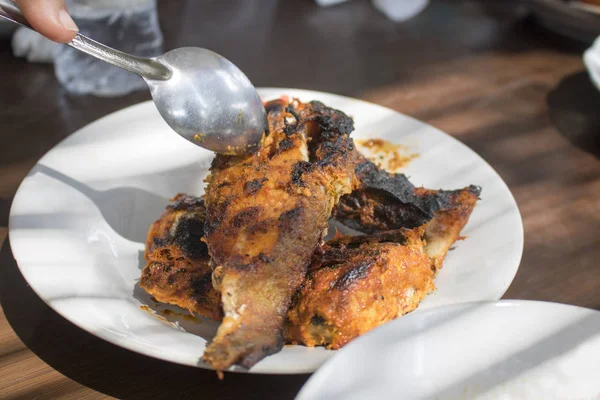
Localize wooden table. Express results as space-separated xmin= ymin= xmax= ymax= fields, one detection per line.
xmin=1 ymin=1 xmax=599 ymax=398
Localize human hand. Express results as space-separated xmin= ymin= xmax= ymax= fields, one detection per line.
xmin=14 ymin=0 xmax=78 ymax=43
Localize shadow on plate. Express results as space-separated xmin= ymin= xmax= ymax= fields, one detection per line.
xmin=0 ymin=240 xmax=308 ymax=399
xmin=26 ymin=164 xmax=175 ymax=243
xmin=547 ymin=71 xmax=600 ymax=159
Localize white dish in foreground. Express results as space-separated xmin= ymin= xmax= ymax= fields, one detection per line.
xmin=9 ymin=88 xmax=523 ymax=374
xmin=297 ymin=300 xmax=600 ymax=400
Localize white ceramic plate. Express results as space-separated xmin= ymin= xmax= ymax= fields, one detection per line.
xmin=8 ymin=88 xmax=523 ymax=374
xmin=296 ymin=300 xmax=600 ymax=399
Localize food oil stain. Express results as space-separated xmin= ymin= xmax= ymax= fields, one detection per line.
xmin=139 ymin=305 xmax=179 ymax=329
xmin=193 ymin=133 xmax=206 ymax=143
xmin=235 ymin=109 xmax=245 ymax=127
xmin=139 ymin=305 xmax=201 ymax=328
xmin=356 ymin=138 xmax=418 ymax=172
xmin=160 ymin=308 xmax=201 ymax=323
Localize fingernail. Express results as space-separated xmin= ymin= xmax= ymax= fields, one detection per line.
xmin=58 ymin=9 xmax=79 ymax=32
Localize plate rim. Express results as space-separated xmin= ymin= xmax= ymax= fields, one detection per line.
xmin=8 ymin=87 xmax=524 ymax=374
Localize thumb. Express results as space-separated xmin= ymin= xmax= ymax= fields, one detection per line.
xmin=15 ymin=0 xmax=78 ymax=43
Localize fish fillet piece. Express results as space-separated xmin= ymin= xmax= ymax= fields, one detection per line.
xmin=333 ymin=156 xmax=481 ymax=233
xmin=202 ymin=99 xmax=358 ymax=369
xmin=285 ymin=228 xmax=433 ymax=349
xmin=285 ymin=187 xmax=479 ymax=349
xmin=423 ymin=186 xmax=480 ymax=273
xmin=140 ymin=194 xmax=222 ymax=320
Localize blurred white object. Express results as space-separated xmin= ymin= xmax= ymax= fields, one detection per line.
xmin=54 ymin=0 xmax=163 ymax=97
xmin=314 ymin=0 xmax=429 ymax=22
xmin=315 ymin=0 xmax=349 ymax=6
xmin=372 ymin=0 xmax=429 ymax=22
xmin=583 ymin=35 xmax=600 ymax=90
xmin=11 ymin=27 xmax=59 ymax=63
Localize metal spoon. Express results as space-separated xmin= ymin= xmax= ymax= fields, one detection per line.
xmin=0 ymin=0 xmax=267 ymax=155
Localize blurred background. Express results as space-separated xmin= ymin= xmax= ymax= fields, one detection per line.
xmin=1 ymin=0 xmax=600 ymax=398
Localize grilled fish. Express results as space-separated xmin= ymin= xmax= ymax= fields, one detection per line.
xmin=139 ymin=100 xmax=481 ymax=362
xmin=140 ymin=194 xmax=221 ymax=321
xmin=202 ymin=99 xmax=358 ymax=369
xmin=285 ymin=185 xmax=479 ymax=349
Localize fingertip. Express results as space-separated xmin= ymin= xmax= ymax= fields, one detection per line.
xmin=35 ymin=22 xmax=78 ymax=44
xmin=58 ymin=9 xmax=79 ymax=34
xmin=41 ymin=27 xmax=78 ymax=44
xmin=15 ymin=0 xmax=78 ymax=43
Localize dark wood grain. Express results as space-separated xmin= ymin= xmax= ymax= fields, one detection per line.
xmin=1 ymin=0 xmax=599 ymax=398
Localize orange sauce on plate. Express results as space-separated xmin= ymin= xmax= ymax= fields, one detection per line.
xmin=355 ymin=139 xmax=418 ymax=172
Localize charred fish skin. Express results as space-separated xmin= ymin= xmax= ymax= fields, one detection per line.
xmin=202 ymin=99 xmax=357 ymax=370
xmin=140 ymin=194 xmax=222 ymax=321
xmin=333 ymin=156 xmax=481 ymax=233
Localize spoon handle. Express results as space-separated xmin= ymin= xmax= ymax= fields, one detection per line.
xmin=68 ymin=34 xmax=171 ymax=81
xmin=0 ymin=0 xmax=171 ymax=81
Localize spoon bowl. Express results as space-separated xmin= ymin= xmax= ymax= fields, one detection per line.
xmin=149 ymin=47 xmax=266 ymax=154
